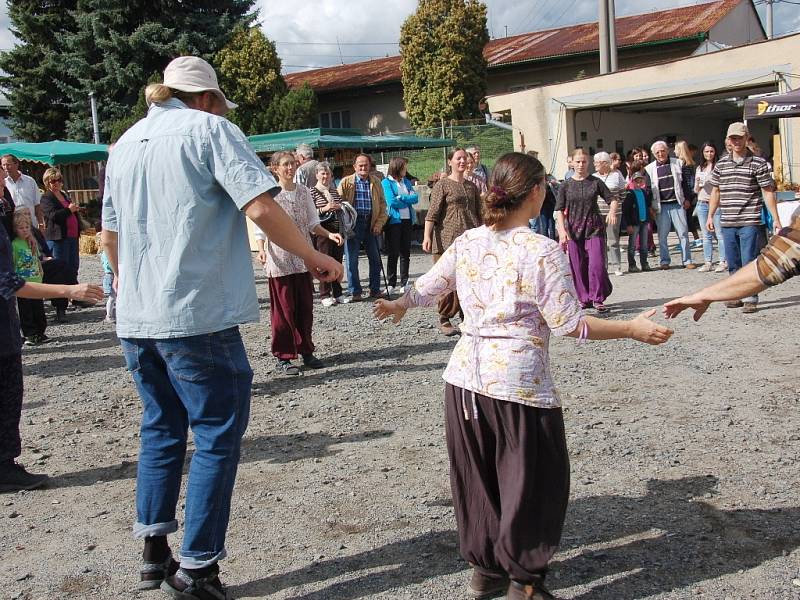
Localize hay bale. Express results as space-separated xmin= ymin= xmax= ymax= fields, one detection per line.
xmin=79 ymin=232 xmax=98 ymax=255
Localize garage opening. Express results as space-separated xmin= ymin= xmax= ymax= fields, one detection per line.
xmin=573 ymin=84 xmax=778 ymax=159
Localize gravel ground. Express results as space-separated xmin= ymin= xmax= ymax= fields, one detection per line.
xmin=2 ymin=239 xmax=799 ymax=600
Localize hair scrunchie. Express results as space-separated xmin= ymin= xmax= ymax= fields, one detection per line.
xmin=490 ymin=185 xmax=507 ymax=199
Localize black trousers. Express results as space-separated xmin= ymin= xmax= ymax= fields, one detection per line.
xmin=0 ymin=353 xmax=23 ymax=463
xmin=17 ymin=298 xmax=46 ymax=338
xmin=444 ymin=384 xmax=570 ymax=583
xmin=385 ymin=219 xmax=412 ymax=287
xmin=42 ymin=257 xmax=76 ymax=313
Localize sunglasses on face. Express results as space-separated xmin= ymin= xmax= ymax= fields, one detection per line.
xmin=51 ymin=178 xmax=63 ymax=183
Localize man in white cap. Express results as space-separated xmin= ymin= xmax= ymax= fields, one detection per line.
xmin=706 ymin=122 xmax=781 ymax=314
xmin=101 ymin=56 xmax=342 ymax=599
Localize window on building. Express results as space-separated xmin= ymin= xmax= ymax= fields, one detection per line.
xmin=508 ymin=82 xmax=541 ymax=92
xmin=319 ymin=110 xmax=351 ymax=129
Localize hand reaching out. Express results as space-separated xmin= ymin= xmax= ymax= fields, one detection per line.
xmin=663 ymin=294 xmax=711 ymax=322
xmin=373 ymin=299 xmax=407 ymax=324
xmin=629 ymin=309 xmax=674 ymax=344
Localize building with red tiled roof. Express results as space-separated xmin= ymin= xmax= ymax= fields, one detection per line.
xmin=285 ymin=0 xmax=764 ymax=133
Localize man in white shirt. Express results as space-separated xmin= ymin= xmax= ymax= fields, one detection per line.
xmin=2 ymin=155 xmax=43 ymax=230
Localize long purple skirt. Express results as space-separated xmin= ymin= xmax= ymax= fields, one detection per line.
xmin=567 ymin=236 xmax=612 ymax=305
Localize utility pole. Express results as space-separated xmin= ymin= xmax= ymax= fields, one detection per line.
xmin=598 ymin=0 xmax=610 ymax=74
xmin=89 ymin=92 xmax=100 ymax=145
xmin=766 ymin=0 xmax=774 ymax=39
xmin=608 ymin=0 xmax=618 ymax=72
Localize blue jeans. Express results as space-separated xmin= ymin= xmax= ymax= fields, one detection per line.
xmin=530 ymin=213 xmax=557 ymax=240
xmin=656 ymin=202 xmax=692 ymax=266
xmin=121 ymin=327 xmax=253 ymax=568
xmin=696 ymin=202 xmax=726 ymax=265
xmin=48 ymin=237 xmax=79 ymax=279
xmin=345 ymin=214 xmax=381 ymax=295
xmin=721 ymin=225 xmax=760 ymax=303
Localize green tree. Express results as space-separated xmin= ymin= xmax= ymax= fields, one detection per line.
xmin=215 ymin=27 xmax=286 ymax=135
xmin=106 ymin=72 xmax=161 ymax=143
xmin=58 ymin=0 xmax=256 ymax=141
xmin=0 ymin=0 xmax=78 ymax=141
xmin=399 ymin=0 xmax=489 ymax=129
xmin=268 ymin=84 xmax=318 ymax=132
xmin=215 ymin=28 xmax=317 ymax=134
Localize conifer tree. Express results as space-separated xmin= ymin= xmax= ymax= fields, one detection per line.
xmin=0 ymin=0 xmax=78 ymax=141
xmin=58 ymin=0 xmax=255 ymax=141
xmin=400 ymin=0 xmax=489 ymax=129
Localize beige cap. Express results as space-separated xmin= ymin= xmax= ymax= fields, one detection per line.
xmin=163 ymin=56 xmax=237 ymax=114
xmin=726 ymin=122 xmax=748 ymax=138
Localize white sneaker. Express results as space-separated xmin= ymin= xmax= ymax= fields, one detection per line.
xmin=336 ymin=295 xmax=351 ymax=304
xmin=321 ymin=297 xmax=337 ymax=307
xmin=697 ymin=262 xmax=712 ymax=273
xmin=613 ymin=269 xmax=624 ymax=276
xmin=386 ymin=286 xmax=395 ymax=296
xmin=714 ymin=262 xmax=728 ymax=273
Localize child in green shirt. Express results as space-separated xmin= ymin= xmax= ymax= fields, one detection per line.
xmin=12 ymin=211 xmax=48 ymax=345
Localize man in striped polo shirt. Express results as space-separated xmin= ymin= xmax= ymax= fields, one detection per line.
xmin=707 ymin=122 xmax=781 ymax=314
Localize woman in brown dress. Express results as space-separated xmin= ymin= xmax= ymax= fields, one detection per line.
xmin=423 ymin=148 xmax=483 ymax=335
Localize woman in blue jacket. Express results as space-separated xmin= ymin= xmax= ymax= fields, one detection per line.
xmin=382 ymin=157 xmax=419 ymax=293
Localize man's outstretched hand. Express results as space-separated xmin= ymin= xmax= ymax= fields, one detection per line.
xmin=663 ymin=294 xmax=711 ymax=321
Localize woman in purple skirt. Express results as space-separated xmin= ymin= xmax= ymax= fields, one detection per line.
xmin=556 ymin=148 xmax=616 ymax=312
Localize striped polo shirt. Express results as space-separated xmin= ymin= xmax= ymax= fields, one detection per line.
xmin=708 ymin=152 xmax=774 ymax=227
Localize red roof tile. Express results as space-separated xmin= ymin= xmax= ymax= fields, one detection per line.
xmin=285 ymin=0 xmax=745 ymax=93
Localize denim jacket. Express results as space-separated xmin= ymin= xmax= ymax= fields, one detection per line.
xmin=382 ymin=176 xmax=418 ymax=225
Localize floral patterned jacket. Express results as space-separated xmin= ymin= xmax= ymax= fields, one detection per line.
xmin=399 ymin=225 xmax=582 ymax=408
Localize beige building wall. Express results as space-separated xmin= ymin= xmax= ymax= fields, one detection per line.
xmin=317 ymin=89 xmax=408 ymax=134
xmin=487 ymin=34 xmax=800 ymax=182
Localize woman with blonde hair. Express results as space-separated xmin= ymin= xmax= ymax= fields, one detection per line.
xmin=375 ymin=152 xmax=672 ymax=600
xmin=41 ymin=167 xmax=82 ymax=278
xmin=674 ymin=140 xmax=700 ymax=243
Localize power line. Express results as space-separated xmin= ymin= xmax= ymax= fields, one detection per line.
xmin=279 ymin=53 xmax=390 ymax=58
xmin=273 ymin=41 xmax=399 ymax=46
xmin=551 ymin=0 xmax=580 ymax=29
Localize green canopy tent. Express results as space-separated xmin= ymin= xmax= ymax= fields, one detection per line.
xmin=0 ymin=140 xmax=109 ymax=165
xmin=0 ymin=140 xmax=109 ymax=201
xmin=248 ymin=127 xmax=454 ymax=154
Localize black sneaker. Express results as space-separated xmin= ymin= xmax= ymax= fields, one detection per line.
xmin=161 ymin=565 xmax=227 ymax=600
xmin=139 ymin=552 xmax=179 ymax=591
xmin=0 ymin=462 xmax=49 ymax=492
xmin=24 ymin=336 xmax=42 ymax=346
xmin=302 ymin=354 xmax=324 ymax=369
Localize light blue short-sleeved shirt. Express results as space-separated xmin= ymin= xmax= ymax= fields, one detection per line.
xmin=102 ymin=98 xmax=279 ymax=338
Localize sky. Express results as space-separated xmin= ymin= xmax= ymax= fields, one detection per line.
xmin=0 ymin=0 xmax=797 ymax=74
xmin=257 ymin=0 xmax=800 ymax=72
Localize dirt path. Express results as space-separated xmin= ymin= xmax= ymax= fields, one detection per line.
xmin=3 ymin=245 xmax=799 ymax=600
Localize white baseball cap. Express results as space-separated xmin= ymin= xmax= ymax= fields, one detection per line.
xmin=163 ymin=56 xmax=237 ymax=113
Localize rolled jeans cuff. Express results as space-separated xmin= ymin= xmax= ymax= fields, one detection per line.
xmin=133 ymin=519 xmax=178 ymax=539
xmin=180 ymin=548 xmax=227 ymax=570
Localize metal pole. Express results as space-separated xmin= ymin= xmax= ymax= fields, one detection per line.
xmin=89 ymin=92 xmax=100 ymax=144
xmin=766 ymin=0 xmax=774 ymax=39
xmin=441 ymin=117 xmax=447 ymax=173
xmin=608 ymin=0 xmax=618 ymax=72
xmin=598 ymin=0 xmax=610 ymax=74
